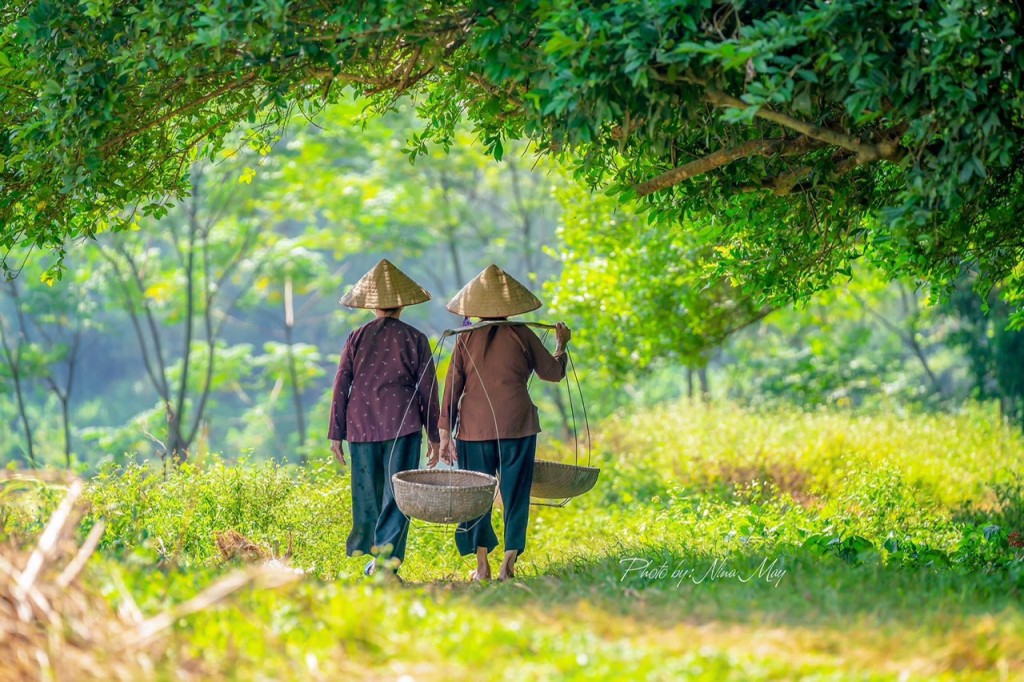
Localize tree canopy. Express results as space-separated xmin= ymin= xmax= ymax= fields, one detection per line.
xmin=2 ymin=1 xmax=1023 ymax=322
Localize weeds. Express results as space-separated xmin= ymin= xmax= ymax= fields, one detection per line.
xmin=4 ymin=401 xmax=1024 ymax=679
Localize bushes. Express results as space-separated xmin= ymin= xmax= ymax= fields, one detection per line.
xmin=70 ymin=401 xmax=1024 ymax=580
xmin=570 ymin=400 xmax=1024 ymax=574
xmin=87 ymin=456 xmax=351 ymax=577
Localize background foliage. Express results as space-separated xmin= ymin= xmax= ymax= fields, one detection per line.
xmin=2 ymin=0 xmax=1023 ymax=325
xmin=3 ymin=4 xmax=1024 ymax=678
xmin=2 ymin=94 xmax=1024 ymax=468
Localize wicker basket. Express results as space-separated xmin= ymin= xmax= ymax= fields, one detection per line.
xmin=392 ymin=469 xmax=497 ymax=524
xmin=531 ymin=460 xmax=600 ymax=499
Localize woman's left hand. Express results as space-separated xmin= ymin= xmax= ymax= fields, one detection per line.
xmin=555 ymin=321 xmax=572 ymax=348
xmin=439 ymin=429 xmax=458 ymax=465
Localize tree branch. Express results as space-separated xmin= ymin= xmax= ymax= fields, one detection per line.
xmin=635 ymin=136 xmax=824 ymax=196
xmin=637 ymin=91 xmax=910 ymax=197
xmin=737 ymin=124 xmax=910 ymax=196
xmin=101 ymin=73 xmax=260 ymax=154
xmin=120 ymin=245 xmax=173 ymax=401
xmin=0 ymin=314 xmax=36 ymax=467
xmin=97 ymin=244 xmax=172 ymax=403
xmin=704 ymin=90 xmax=884 ymax=157
xmin=186 ymin=229 xmax=217 ymax=448
xmin=851 ymin=289 xmax=943 ymax=394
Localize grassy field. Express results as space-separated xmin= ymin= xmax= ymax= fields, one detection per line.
xmin=4 ymin=401 xmax=1024 ymax=680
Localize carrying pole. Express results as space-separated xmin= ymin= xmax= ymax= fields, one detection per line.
xmin=441 ymin=320 xmax=556 ymax=338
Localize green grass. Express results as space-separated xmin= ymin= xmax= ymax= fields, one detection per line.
xmin=6 ymin=401 xmax=1024 ymax=680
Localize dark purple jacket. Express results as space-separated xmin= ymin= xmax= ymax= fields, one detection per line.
xmin=329 ymin=317 xmax=440 ymax=444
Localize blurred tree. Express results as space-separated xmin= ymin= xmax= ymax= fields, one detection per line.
xmin=849 ymin=282 xmax=946 ymax=398
xmin=0 ymin=269 xmax=94 ymax=468
xmin=945 ymin=277 xmax=1024 ymax=428
xmin=547 ymin=177 xmax=768 ymax=415
xmin=722 ymin=268 xmax=962 ymax=410
xmin=92 ymin=161 xmax=284 ymax=461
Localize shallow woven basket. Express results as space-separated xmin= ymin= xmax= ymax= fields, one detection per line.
xmin=531 ymin=459 xmax=600 ymax=499
xmin=392 ymin=470 xmax=497 ymax=524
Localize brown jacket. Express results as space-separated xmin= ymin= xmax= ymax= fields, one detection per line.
xmin=440 ymin=325 xmax=566 ymax=441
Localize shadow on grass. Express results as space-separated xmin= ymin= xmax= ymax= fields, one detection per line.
xmin=427 ymin=542 xmax=1024 ymax=631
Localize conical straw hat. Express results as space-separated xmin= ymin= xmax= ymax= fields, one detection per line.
xmin=447 ymin=264 xmax=542 ymax=317
xmin=339 ymin=259 xmax=431 ymax=309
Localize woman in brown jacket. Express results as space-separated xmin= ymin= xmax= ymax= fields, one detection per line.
xmin=438 ymin=264 xmax=571 ymax=581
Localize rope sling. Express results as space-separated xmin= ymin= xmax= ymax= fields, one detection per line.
xmin=389 ymin=320 xmax=600 ymax=529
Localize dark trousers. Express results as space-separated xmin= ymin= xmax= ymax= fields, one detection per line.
xmin=347 ymin=432 xmax=421 ymax=562
xmin=455 ymin=435 xmax=537 ymax=557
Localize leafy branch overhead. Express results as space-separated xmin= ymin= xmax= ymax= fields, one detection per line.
xmin=1 ymin=0 xmax=1023 ymax=321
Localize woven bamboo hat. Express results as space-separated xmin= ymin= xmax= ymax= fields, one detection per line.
xmin=339 ymin=259 xmax=431 ymax=309
xmin=447 ymin=264 xmax=542 ymax=317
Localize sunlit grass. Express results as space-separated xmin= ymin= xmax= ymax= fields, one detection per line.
xmin=5 ymin=400 xmax=1024 ymax=679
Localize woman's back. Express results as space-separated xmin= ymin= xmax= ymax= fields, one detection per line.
xmin=330 ymin=316 xmax=438 ymax=444
xmin=442 ymin=325 xmax=566 ymax=441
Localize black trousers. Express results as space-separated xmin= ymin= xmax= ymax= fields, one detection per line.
xmin=455 ymin=435 xmax=537 ymax=556
xmin=347 ymin=432 xmax=421 ymax=562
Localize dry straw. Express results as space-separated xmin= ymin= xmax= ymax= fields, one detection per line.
xmin=0 ymin=473 xmax=301 ymax=682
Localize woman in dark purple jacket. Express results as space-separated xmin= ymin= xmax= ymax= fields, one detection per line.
xmin=328 ymin=260 xmax=440 ymax=579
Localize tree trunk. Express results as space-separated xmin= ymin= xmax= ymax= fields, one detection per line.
xmin=897 ymin=284 xmax=944 ymax=397
xmin=171 ymin=192 xmax=200 ymax=462
xmin=0 ymin=324 xmax=36 ymax=467
xmin=165 ymin=403 xmax=188 ymax=462
xmin=55 ymin=328 xmax=80 ymax=469
xmin=60 ymin=395 xmax=71 ymax=469
xmin=284 ymin=277 xmax=308 ymax=463
xmin=10 ymin=366 xmax=36 ymax=467
xmin=698 ymin=367 xmax=710 ymax=404
xmin=439 ymin=172 xmax=466 ymax=288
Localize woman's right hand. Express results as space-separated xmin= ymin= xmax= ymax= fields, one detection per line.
xmin=330 ymin=440 xmax=346 ymax=466
xmin=555 ymin=322 xmax=572 ymax=348
xmin=426 ymin=441 xmax=441 ymax=468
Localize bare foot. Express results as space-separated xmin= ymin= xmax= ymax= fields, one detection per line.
xmin=382 ymin=570 xmax=404 ymax=585
xmin=499 ymin=556 xmax=516 ymax=581
xmin=471 ymin=547 xmax=491 ymax=581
